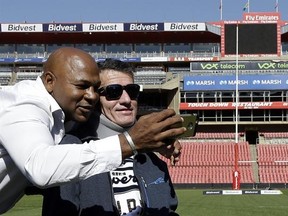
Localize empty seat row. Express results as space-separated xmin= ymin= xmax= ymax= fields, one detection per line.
xmin=159 ymin=141 xmax=254 ymax=184
xmin=260 ymin=132 xmax=288 ymax=138
xmin=258 ymin=144 xmax=288 ymax=183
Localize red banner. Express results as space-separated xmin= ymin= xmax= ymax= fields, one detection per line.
xmin=168 ymin=56 xmax=219 ymax=62
xmin=180 ymin=101 xmax=288 ymax=110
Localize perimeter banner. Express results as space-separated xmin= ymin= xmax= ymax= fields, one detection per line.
xmin=183 ymin=74 xmax=288 ymax=91
xmin=1 ymin=24 xmax=43 ymax=32
xmin=180 ymin=101 xmax=288 ymax=110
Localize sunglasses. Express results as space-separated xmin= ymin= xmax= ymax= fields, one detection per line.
xmin=98 ymin=84 xmax=140 ymax=100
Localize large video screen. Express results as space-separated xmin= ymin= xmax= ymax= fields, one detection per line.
xmin=224 ymin=23 xmax=277 ymax=55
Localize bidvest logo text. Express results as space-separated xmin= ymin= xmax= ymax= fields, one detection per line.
xmin=125 ymin=23 xmax=163 ymax=31
xmin=83 ymin=23 xmax=123 ymax=32
xmin=44 ymin=23 xmax=81 ymax=32
xmin=164 ymin=22 xmax=205 ymax=31
xmin=2 ymin=24 xmax=42 ymax=32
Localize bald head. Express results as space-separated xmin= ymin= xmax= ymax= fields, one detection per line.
xmin=41 ymin=47 xmax=101 ymax=122
xmin=43 ymin=47 xmax=96 ymax=79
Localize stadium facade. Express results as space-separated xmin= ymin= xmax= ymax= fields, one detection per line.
xmin=1 ymin=11 xmax=288 ymax=187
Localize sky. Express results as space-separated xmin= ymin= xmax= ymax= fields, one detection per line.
xmin=0 ymin=0 xmax=287 ymax=23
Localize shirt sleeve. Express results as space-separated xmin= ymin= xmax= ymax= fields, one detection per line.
xmin=0 ymin=100 xmax=122 ymax=188
xmin=25 ymin=136 xmax=122 ymax=187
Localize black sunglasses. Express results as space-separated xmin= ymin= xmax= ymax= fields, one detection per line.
xmin=98 ymin=84 xmax=140 ymax=100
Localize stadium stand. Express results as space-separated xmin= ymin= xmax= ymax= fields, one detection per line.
xmin=0 ymin=72 xmax=12 ymax=85
xmin=160 ymin=141 xmax=254 ymax=184
xmin=1 ymin=11 xmax=288 ymax=189
xmin=15 ymin=72 xmax=43 ymax=82
xmin=134 ymin=70 xmax=166 ymax=83
xmin=193 ymin=132 xmax=242 ymax=140
xmin=0 ymin=67 xmax=13 ymax=85
xmin=257 ymin=144 xmax=288 ymax=183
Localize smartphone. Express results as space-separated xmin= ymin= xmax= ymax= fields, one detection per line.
xmin=177 ymin=113 xmax=198 ymax=138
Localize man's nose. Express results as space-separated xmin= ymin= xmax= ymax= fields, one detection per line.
xmin=85 ymin=86 xmax=98 ymax=101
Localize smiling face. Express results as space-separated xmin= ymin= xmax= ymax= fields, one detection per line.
xmin=99 ymin=69 xmax=138 ymax=128
xmin=42 ymin=47 xmax=101 ymax=123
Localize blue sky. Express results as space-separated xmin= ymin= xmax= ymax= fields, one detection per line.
xmin=0 ymin=0 xmax=287 ymax=23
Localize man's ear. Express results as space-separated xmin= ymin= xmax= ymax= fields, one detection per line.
xmin=42 ymin=71 xmax=56 ymax=94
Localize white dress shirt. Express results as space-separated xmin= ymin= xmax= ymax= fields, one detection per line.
xmin=0 ymin=77 xmax=122 ymax=213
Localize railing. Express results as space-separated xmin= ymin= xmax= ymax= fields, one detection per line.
xmin=0 ymin=51 xmax=219 ymax=59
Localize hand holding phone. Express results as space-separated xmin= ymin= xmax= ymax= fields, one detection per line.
xmin=177 ymin=113 xmax=198 ymax=138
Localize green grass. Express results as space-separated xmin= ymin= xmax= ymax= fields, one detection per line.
xmin=3 ymin=189 xmax=288 ymax=216
xmin=2 ymin=195 xmax=42 ymax=216
xmin=177 ymin=189 xmax=288 ymax=216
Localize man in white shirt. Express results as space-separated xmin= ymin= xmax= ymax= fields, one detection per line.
xmin=0 ymin=47 xmax=185 ymax=214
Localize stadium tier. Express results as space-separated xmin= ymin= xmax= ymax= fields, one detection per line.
xmin=1 ymin=11 xmax=288 ymax=187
